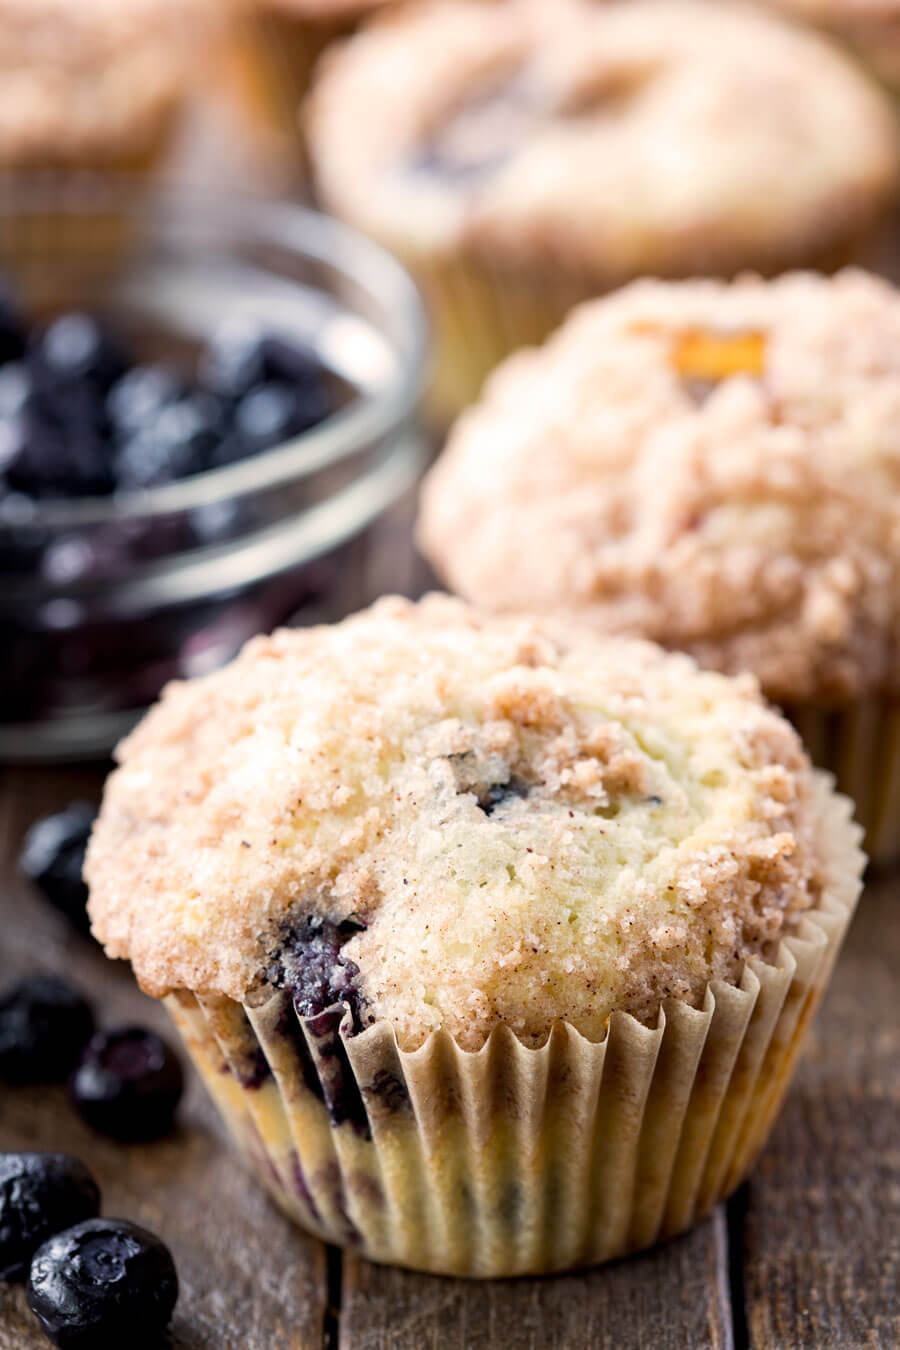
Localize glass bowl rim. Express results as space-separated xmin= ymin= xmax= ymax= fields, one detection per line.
xmin=0 ymin=179 xmax=429 ymax=532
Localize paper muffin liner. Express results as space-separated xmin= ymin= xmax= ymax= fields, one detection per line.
xmin=392 ymin=223 xmax=892 ymax=425
xmin=164 ymin=778 xmax=862 ymax=1277
xmin=250 ymin=9 xmax=362 ymax=161
xmin=785 ymin=694 xmax=900 ymax=867
xmin=407 ymin=253 xmax=596 ymax=424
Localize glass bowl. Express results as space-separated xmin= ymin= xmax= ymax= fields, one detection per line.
xmin=0 ymin=182 xmax=429 ymax=760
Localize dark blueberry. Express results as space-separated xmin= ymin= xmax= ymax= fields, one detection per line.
xmin=188 ymin=498 xmax=245 ymax=546
xmin=260 ymin=340 xmax=333 ymax=431
xmin=0 ymin=490 xmax=46 ymax=573
xmin=5 ymin=415 xmax=113 ymax=499
xmin=19 ymin=802 xmax=97 ymax=933
xmin=260 ymin=335 xmax=325 ymax=388
xmin=40 ymin=531 xmax=128 ymax=587
xmin=105 ymin=365 xmax=183 ymax=437
xmin=0 ymin=1153 xmax=100 ymax=1282
xmin=114 ymin=394 xmax=224 ymax=488
xmin=0 ymin=976 xmax=94 ymax=1085
xmin=410 ymin=73 xmax=533 ymax=182
xmin=0 ymin=362 xmax=33 ymax=421
xmin=0 ymin=413 xmax=28 ymax=476
xmin=27 ymin=1217 xmax=178 ymax=1349
xmin=234 ymin=382 xmax=305 ymax=451
xmin=199 ymin=317 xmax=268 ymax=400
xmin=71 ymin=1028 xmax=184 ymax=1142
xmin=31 ymin=314 xmax=128 ymax=393
xmin=0 ymin=284 xmax=27 ymax=366
xmin=477 ymin=777 xmax=531 ymax=816
xmin=267 ymin=916 xmax=366 ymax=1030
xmin=204 ymin=431 xmax=255 ymax=471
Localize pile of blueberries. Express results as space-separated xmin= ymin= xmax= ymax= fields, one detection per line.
xmin=0 ymin=285 xmax=336 ymax=573
xmin=0 ymin=805 xmax=185 ymax=1345
xmin=0 ymin=1156 xmax=177 ymax=1349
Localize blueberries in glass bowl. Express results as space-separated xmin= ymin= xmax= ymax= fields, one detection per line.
xmin=0 ymin=287 xmax=339 ymax=572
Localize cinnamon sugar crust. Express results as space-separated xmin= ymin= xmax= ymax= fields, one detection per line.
xmin=0 ymin=0 xmax=211 ymax=165
xmin=87 ymin=596 xmax=834 ymax=1051
xmin=308 ymin=0 xmax=899 ymax=281
xmin=419 ymin=271 xmax=900 ymax=704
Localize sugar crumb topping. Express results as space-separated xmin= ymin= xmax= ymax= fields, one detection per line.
xmin=87 ymin=596 xmax=837 ymax=1049
xmin=419 ymin=270 xmax=900 ymax=702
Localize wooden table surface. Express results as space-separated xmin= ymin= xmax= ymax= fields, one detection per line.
xmin=0 ymin=493 xmax=898 ymax=1350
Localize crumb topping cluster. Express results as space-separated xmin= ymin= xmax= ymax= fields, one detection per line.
xmin=309 ymin=0 xmax=898 ymax=278
xmin=419 ymin=271 xmax=900 ymax=702
xmin=87 ymin=596 xmax=830 ymax=1050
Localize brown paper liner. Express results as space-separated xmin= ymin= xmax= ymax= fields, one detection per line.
xmin=784 ymin=694 xmax=900 ymax=867
xmin=164 ymin=777 xmax=862 ymax=1277
xmin=249 ymin=9 xmax=362 ymax=162
xmin=395 ymin=213 xmax=892 ymax=425
xmin=412 ymin=254 xmax=595 ymax=425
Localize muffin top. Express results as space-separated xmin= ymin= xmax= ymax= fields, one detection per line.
xmin=0 ymin=0 xmax=209 ymax=166
xmin=308 ymin=0 xmax=898 ymax=278
xmin=86 ymin=595 xmax=837 ymax=1051
xmin=419 ymin=271 xmax=900 ymax=704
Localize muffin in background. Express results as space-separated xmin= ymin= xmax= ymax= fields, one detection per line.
xmin=308 ymin=0 xmax=900 ymax=419
xmin=418 ymin=269 xmax=900 ymax=865
xmin=764 ymin=1 xmax=900 ymax=92
xmin=86 ymin=594 xmax=864 ymax=1276
xmin=0 ymin=0 xmax=215 ymax=178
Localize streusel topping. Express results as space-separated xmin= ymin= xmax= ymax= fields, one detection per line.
xmin=419 ymin=271 xmax=900 ymax=703
xmin=0 ymin=0 xmax=209 ymax=165
xmin=87 ymin=595 xmax=832 ymax=1050
xmin=309 ymin=0 xmax=898 ymax=278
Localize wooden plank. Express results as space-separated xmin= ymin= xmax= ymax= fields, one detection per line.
xmin=738 ymin=875 xmax=900 ymax=1350
xmin=0 ymin=766 xmax=330 ymax=1350
xmin=340 ymin=1211 xmax=733 ymax=1350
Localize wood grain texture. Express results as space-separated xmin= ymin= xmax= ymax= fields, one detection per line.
xmin=340 ymin=1212 xmax=733 ymax=1350
xmin=0 ymin=766 xmax=329 ymax=1350
xmin=738 ymin=876 xmax=900 ymax=1350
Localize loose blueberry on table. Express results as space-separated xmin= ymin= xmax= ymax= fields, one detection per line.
xmin=19 ymin=802 xmax=97 ymax=934
xmin=70 ymin=1028 xmax=185 ymax=1143
xmin=27 ymin=1217 xmax=178 ymax=1350
xmin=0 ymin=975 xmax=94 ymax=1085
xmin=0 ymin=1154 xmax=100 ymax=1283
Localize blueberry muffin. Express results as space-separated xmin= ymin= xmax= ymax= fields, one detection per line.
xmin=0 ymin=0 xmax=212 ymax=176
xmin=308 ymin=0 xmax=899 ymax=418
xmin=418 ymin=269 xmax=900 ymax=864
xmin=85 ymin=595 xmax=863 ymax=1275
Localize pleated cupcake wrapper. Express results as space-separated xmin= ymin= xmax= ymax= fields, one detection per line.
xmin=164 ymin=780 xmax=862 ymax=1277
xmin=785 ymin=694 xmax=900 ymax=867
xmin=374 ymin=215 xmax=892 ymax=426
xmin=408 ymin=252 xmax=596 ymax=425
xmin=251 ymin=10 xmax=361 ymax=158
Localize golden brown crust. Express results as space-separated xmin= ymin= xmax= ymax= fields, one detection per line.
xmin=308 ymin=0 xmax=899 ymax=281
xmin=419 ymin=271 xmax=900 ymax=704
xmin=87 ymin=596 xmax=836 ymax=1050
